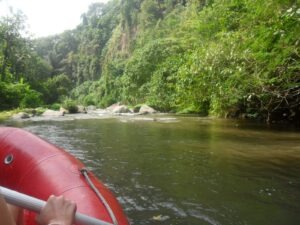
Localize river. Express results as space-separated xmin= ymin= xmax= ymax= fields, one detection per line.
xmin=6 ymin=115 xmax=300 ymax=225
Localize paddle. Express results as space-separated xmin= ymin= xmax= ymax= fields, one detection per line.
xmin=0 ymin=186 xmax=113 ymax=225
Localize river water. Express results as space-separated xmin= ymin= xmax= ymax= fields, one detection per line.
xmin=7 ymin=115 xmax=300 ymax=225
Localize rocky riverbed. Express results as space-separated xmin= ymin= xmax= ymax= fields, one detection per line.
xmin=10 ymin=104 xmax=179 ymax=123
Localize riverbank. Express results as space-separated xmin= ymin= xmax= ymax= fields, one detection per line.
xmin=0 ymin=109 xmax=21 ymax=122
xmin=1 ymin=106 xmax=299 ymax=128
xmin=0 ymin=104 xmax=181 ymax=123
xmin=2 ymin=101 xmax=300 ymax=130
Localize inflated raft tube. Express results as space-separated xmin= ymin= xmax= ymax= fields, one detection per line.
xmin=0 ymin=127 xmax=129 ymax=225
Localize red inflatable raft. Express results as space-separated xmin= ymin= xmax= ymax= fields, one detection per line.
xmin=0 ymin=127 xmax=129 ymax=225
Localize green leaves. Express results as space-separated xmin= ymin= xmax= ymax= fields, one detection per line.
xmin=121 ymin=38 xmax=184 ymax=105
xmin=0 ymin=81 xmax=43 ymax=110
xmin=1 ymin=0 xmax=298 ymax=123
xmin=44 ymin=74 xmax=72 ymax=104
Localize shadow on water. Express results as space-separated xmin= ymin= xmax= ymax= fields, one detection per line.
xmin=6 ymin=116 xmax=300 ymax=225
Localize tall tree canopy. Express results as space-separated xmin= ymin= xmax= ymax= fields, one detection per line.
xmin=1 ymin=0 xmax=299 ymax=124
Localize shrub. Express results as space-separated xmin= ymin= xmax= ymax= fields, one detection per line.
xmin=98 ymin=95 xmax=117 ymax=108
xmin=20 ymin=90 xmax=43 ymax=108
xmin=49 ymin=103 xmax=61 ymax=110
xmin=83 ymin=95 xmax=96 ymax=106
xmin=62 ymin=99 xmax=78 ymax=113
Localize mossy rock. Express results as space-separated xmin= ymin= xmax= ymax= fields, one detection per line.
xmin=133 ymin=104 xmax=143 ymax=113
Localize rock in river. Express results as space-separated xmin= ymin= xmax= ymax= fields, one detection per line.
xmin=12 ymin=112 xmax=30 ymax=119
xmin=112 ymin=105 xmax=131 ymax=113
xmin=139 ymin=105 xmax=157 ymax=114
xmin=42 ymin=109 xmax=64 ymax=117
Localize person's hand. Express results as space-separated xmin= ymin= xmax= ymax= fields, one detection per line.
xmin=0 ymin=191 xmax=16 ymax=225
xmin=36 ymin=195 xmax=76 ymax=225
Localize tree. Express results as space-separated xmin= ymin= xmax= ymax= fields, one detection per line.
xmin=0 ymin=12 xmax=27 ymax=81
xmin=44 ymin=74 xmax=72 ymax=104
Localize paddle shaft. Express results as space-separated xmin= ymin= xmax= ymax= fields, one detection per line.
xmin=0 ymin=186 xmax=113 ymax=225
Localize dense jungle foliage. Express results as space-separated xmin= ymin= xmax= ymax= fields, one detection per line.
xmin=0 ymin=0 xmax=299 ymax=124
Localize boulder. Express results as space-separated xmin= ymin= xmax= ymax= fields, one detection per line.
xmin=42 ymin=109 xmax=64 ymax=117
xmin=112 ymin=105 xmax=131 ymax=114
xmin=12 ymin=112 xmax=30 ymax=119
xmin=139 ymin=105 xmax=157 ymax=114
xmin=24 ymin=108 xmax=37 ymax=115
xmin=133 ymin=105 xmax=141 ymax=113
xmin=106 ymin=103 xmax=121 ymax=112
xmin=86 ymin=105 xmax=97 ymax=111
xmin=77 ymin=105 xmax=87 ymax=113
xmin=60 ymin=107 xmax=68 ymax=114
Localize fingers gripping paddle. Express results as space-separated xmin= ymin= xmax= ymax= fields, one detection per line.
xmin=0 ymin=186 xmax=113 ymax=225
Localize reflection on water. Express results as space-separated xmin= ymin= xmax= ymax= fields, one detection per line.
xmin=7 ymin=116 xmax=300 ymax=225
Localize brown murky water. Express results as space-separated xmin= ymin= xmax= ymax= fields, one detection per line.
xmin=8 ymin=116 xmax=300 ymax=225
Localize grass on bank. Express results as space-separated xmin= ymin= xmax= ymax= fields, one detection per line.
xmin=0 ymin=109 xmax=21 ymax=122
xmin=0 ymin=107 xmax=49 ymax=123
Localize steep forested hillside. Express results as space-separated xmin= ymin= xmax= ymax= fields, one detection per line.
xmin=1 ymin=0 xmax=299 ymax=124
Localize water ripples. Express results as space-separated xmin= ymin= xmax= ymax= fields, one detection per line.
xmin=13 ymin=117 xmax=300 ymax=225
xmin=24 ymin=124 xmax=95 ymax=165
